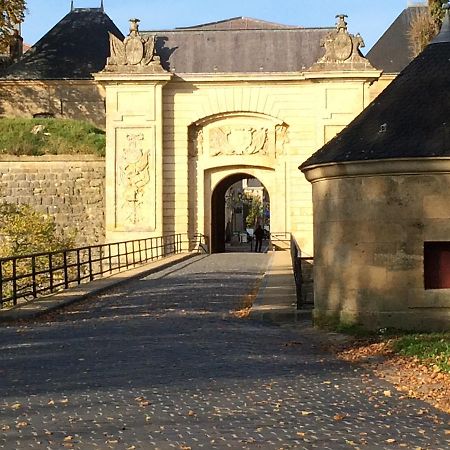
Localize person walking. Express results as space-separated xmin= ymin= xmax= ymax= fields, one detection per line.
xmin=254 ymin=224 xmax=264 ymax=252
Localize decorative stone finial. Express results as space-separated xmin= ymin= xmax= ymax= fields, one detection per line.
xmin=70 ymin=0 xmax=74 ymax=11
xmin=336 ymin=14 xmax=348 ymax=32
xmin=103 ymin=18 xmax=167 ymax=73
xmin=431 ymin=2 xmax=450 ymax=44
xmin=308 ymin=14 xmax=376 ymax=72
xmin=100 ymin=0 xmax=104 ymax=11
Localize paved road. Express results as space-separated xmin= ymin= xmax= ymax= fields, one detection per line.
xmin=0 ymin=253 xmax=448 ymax=449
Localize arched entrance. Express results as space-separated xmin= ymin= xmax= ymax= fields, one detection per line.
xmin=211 ymin=173 xmax=270 ymax=253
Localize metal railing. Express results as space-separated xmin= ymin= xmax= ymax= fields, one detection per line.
xmin=0 ymin=233 xmax=206 ymax=309
xmin=269 ymin=231 xmax=291 ymax=251
xmin=290 ymin=234 xmax=314 ymax=309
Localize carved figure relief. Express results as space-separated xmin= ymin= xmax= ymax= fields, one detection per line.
xmin=275 ymin=124 xmax=289 ymax=156
xmin=209 ymin=127 xmax=268 ymax=156
xmin=188 ymin=127 xmax=203 ymax=158
xmin=309 ymin=14 xmax=375 ymax=71
xmin=104 ymin=19 xmax=166 ymax=73
xmin=118 ymin=133 xmax=151 ymax=225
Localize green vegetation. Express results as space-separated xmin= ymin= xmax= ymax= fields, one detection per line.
xmin=409 ymin=0 xmax=447 ymax=57
xmin=0 ymin=201 xmax=75 ymax=308
xmin=244 ymin=195 xmax=263 ymax=228
xmin=0 ymin=0 xmax=26 ymax=52
xmin=393 ymin=333 xmax=450 ymax=373
xmin=0 ymin=118 xmax=106 ymax=156
xmin=0 ymin=202 xmax=74 ymax=258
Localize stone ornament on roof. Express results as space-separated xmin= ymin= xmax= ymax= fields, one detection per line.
xmin=308 ymin=14 xmax=376 ymax=72
xmin=103 ymin=18 xmax=166 ymax=73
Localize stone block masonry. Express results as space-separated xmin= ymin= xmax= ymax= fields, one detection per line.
xmin=0 ymin=155 xmax=105 ymax=246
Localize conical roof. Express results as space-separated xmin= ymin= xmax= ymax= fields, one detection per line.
xmin=1 ymin=8 xmax=123 ymax=80
xmin=301 ymin=7 xmax=450 ymax=169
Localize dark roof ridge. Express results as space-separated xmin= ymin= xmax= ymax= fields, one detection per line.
xmin=142 ymin=26 xmax=333 ymax=34
xmin=173 ymin=16 xmax=302 ymax=30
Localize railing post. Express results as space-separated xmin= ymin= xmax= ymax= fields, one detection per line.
xmin=49 ymin=254 xmax=54 ymax=293
xmin=31 ymin=256 xmax=37 ymax=298
xmin=117 ymin=243 xmax=121 ymax=270
xmin=108 ymin=243 xmax=112 ymax=274
xmin=132 ymin=240 xmax=136 ymax=266
xmin=12 ymin=259 xmax=17 ymax=306
xmin=0 ymin=261 xmax=3 ymax=305
xmin=88 ymin=247 xmax=93 ymax=281
xmin=76 ymin=249 xmax=81 ymax=284
xmin=63 ymin=251 xmax=69 ymax=289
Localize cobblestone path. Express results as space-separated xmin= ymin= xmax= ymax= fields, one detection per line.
xmin=0 ymin=254 xmax=449 ymax=449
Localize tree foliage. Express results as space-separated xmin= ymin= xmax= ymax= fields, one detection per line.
xmin=409 ymin=0 xmax=446 ymax=57
xmin=0 ymin=202 xmax=74 ymax=258
xmin=0 ymin=0 xmax=26 ymax=52
xmin=244 ymin=195 xmax=263 ymax=228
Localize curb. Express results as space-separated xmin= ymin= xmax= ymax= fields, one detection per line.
xmin=0 ymin=253 xmax=199 ymax=323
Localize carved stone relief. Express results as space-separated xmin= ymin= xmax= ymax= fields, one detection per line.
xmin=116 ymin=130 xmax=152 ymax=228
xmin=275 ymin=124 xmax=289 ymax=157
xmin=103 ymin=19 xmax=166 ymax=73
xmin=209 ymin=127 xmax=268 ymax=156
xmin=309 ymin=14 xmax=375 ymax=71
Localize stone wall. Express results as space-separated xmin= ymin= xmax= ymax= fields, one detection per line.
xmin=0 ymin=155 xmax=105 ymax=246
xmin=304 ymin=160 xmax=450 ymax=331
xmin=0 ymin=80 xmax=106 ymax=128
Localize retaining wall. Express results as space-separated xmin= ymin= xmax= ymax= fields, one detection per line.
xmin=0 ymin=155 xmax=106 ymax=245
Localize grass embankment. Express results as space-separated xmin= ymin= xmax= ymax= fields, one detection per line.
xmin=335 ymin=323 xmax=450 ymax=373
xmin=393 ymin=333 xmax=450 ymax=373
xmin=0 ymin=118 xmax=105 ymax=156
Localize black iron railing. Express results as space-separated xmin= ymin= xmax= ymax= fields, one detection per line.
xmin=290 ymin=234 xmax=314 ymax=309
xmin=0 ymin=233 xmax=206 ymax=309
xmin=269 ymin=231 xmax=291 ymax=251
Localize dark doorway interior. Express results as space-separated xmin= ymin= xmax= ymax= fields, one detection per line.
xmin=211 ymin=173 xmax=269 ymax=253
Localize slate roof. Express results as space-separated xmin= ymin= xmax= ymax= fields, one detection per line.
xmin=366 ymin=6 xmax=426 ymax=73
xmin=1 ymin=8 xmax=123 ymax=80
xmin=176 ymin=17 xmax=300 ymax=30
xmin=145 ymin=18 xmax=332 ymax=73
xmin=300 ymin=17 xmax=450 ymax=169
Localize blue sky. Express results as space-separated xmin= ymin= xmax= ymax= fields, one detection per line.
xmin=22 ymin=0 xmax=422 ymax=51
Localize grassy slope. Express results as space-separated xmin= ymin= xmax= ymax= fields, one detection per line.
xmin=0 ymin=118 xmax=105 ymax=156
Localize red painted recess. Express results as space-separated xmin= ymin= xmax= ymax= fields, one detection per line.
xmin=424 ymin=241 xmax=450 ymax=289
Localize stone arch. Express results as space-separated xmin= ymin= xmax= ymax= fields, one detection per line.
xmin=186 ymin=112 xmax=289 ymax=247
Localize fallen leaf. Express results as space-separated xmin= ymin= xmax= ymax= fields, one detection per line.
xmin=63 ymin=436 xmax=73 ymax=442
xmin=333 ymin=413 xmax=347 ymax=421
xmin=10 ymin=403 xmax=21 ymax=410
xmin=48 ymin=400 xmax=55 ymax=405
xmin=296 ymin=432 xmax=306 ymax=437
xmin=383 ymin=390 xmax=392 ymax=397
xmin=386 ymin=438 xmax=397 ymax=444
xmin=16 ymin=421 xmax=28 ymax=428
xmin=300 ymin=411 xmax=313 ymax=415
xmin=187 ymin=410 xmax=196 ymax=416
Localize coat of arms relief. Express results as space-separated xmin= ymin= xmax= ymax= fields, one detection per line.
xmin=104 ymin=18 xmax=166 ymax=73
xmin=117 ymin=132 xmax=151 ymax=227
xmin=309 ymin=14 xmax=375 ymax=71
xmin=188 ymin=120 xmax=289 ymax=161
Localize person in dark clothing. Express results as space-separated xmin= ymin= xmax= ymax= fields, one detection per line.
xmin=254 ymin=225 xmax=264 ymax=252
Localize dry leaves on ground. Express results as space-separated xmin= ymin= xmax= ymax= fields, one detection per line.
xmin=335 ymin=339 xmax=450 ymax=414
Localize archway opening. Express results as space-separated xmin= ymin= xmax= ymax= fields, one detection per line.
xmin=211 ymin=173 xmax=270 ymax=253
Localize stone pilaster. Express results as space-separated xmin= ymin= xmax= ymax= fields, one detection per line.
xmin=94 ymin=19 xmax=172 ymax=242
